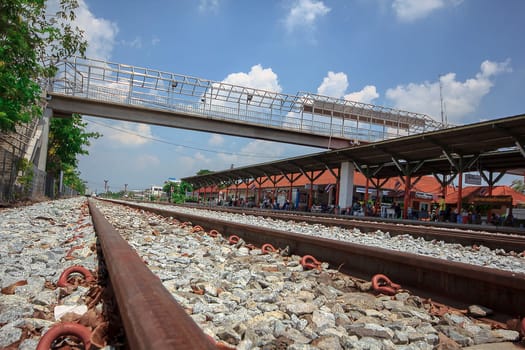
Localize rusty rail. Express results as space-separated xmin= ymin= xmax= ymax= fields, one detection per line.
xmin=111 ymin=199 xmax=525 ymax=317
xmin=88 ymin=199 xmax=216 ymax=350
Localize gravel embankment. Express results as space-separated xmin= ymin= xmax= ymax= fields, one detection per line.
xmin=0 ymin=198 xmax=99 ymax=349
xmin=131 ymin=202 xmax=525 ymax=275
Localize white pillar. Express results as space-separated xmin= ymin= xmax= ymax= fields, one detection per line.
xmin=338 ymin=161 xmax=354 ymax=210
xmin=36 ymin=108 xmax=52 ymax=171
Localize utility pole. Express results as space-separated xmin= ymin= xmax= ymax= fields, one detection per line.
xmin=104 ymin=180 xmax=108 ymax=197
xmin=439 ymin=75 xmax=447 ymax=127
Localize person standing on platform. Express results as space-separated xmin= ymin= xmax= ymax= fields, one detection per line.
xmin=394 ymin=202 xmax=401 ymax=219
xmin=438 ymin=196 xmax=446 ymax=221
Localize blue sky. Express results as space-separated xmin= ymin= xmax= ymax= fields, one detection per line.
xmin=61 ymin=0 xmax=525 ymax=193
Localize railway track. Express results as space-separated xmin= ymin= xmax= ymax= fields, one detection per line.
xmin=106 ymin=199 xmax=525 ymax=317
xmin=88 ymin=199 xmax=217 ymax=349
xmin=176 ymin=203 xmax=525 ymax=252
xmin=28 ymin=198 xmax=524 ymax=349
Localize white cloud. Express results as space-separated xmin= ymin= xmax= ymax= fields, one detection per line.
xmin=316 ymin=71 xmax=380 ymax=104
xmin=213 ymin=140 xmax=286 ymax=170
xmin=285 ymin=0 xmax=330 ymax=32
xmin=240 ymin=140 xmax=285 ymax=159
xmin=194 ymin=152 xmax=209 ymax=162
xmin=385 ymin=59 xmax=511 ymax=123
xmin=201 ymin=63 xmax=286 ymax=170
xmin=120 ymin=36 xmax=142 ymax=49
xmin=344 ymin=86 xmax=380 ymax=104
xmin=187 ymin=140 xmax=286 ymax=174
xmin=199 ymin=0 xmax=220 ymax=13
xmin=136 ymin=154 xmax=160 ymax=170
xmin=180 ymin=152 xmax=213 ymax=174
xmin=222 ymin=64 xmax=282 ymax=92
xmin=151 ymin=36 xmax=160 ymax=46
xmin=71 ymin=0 xmax=118 ymax=59
xmin=103 ymin=121 xmax=153 ymax=146
xmin=208 ymin=134 xmax=224 ymax=146
xmin=317 ymin=72 xmax=348 ymax=97
xmin=392 ymin=0 xmax=463 ymax=22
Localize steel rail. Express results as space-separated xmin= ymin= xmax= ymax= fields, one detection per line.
xmin=87 ymin=199 xmax=216 ymax=350
xmin=179 ymin=203 xmax=525 ymax=252
xmin=110 ymin=200 xmax=525 ymax=317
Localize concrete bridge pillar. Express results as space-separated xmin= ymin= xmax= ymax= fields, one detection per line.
xmin=36 ymin=108 xmax=52 ymax=172
xmin=338 ymin=161 xmax=354 ymax=211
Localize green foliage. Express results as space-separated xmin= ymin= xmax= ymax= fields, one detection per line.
xmin=163 ymin=181 xmax=194 ymax=204
xmin=62 ymin=163 xmax=86 ymax=194
xmin=197 ymin=169 xmax=213 ymax=176
xmin=17 ymin=157 xmax=34 ymax=195
xmin=0 ymin=0 xmax=87 ymax=132
xmin=511 ymin=179 xmax=525 ymax=194
xmin=47 ymin=114 xmax=101 ymax=179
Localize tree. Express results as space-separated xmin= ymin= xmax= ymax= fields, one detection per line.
xmin=47 ymin=113 xmax=101 ymax=181
xmin=511 ymin=179 xmax=525 ymax=194
xmin=61 ymin=163 xmax=87 ymax=194
xmin=0 ymin=0 xmax=87 ymax=131
xmin=163 ymin=181 xmax=194 ymax=204
xmin=197 ymin=169 xmax=213 ymax=175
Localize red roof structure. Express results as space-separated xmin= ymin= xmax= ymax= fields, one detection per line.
xmin=198 ymin=171 xmax=447 ymax=197
xmin=445 ymin=186 xmax=525 ymax=206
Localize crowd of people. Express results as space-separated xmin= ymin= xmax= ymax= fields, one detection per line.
xmin=212 ymin=196 xmax=518 ymax=227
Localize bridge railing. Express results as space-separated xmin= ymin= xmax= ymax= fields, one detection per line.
xmin=49 ymin=57 xmax=444 ymax=144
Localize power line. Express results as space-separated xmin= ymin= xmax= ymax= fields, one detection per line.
xmin=84 ymin=117 xmax=282 ymax=160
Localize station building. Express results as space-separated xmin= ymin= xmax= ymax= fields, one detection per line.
xmin=194 ymin=170 xmax=446 ymax=220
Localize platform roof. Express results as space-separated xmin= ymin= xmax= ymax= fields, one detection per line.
xmin=182 ymin=114 xmax=525 ymax=187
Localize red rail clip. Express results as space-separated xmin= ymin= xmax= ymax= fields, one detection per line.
xmin=57 ymin=266 xmax=94 ymax=287
xmin=371 ymin=274 xmax=401 ymax=295
xmin=261 ymin=243 xmax=277 ymax=254
xmin=208 ymin=229 xmax=220 ymax=238
xmin=300 ymin=255 xmax=322 ymax=270
xmin=228 ymin=235 xmax=240 ymax=245
xmin=179 ymin=221 xmax=191 ymax=228
xmin=36 ymin=322 xmax=91 ymax=350
xmin=191 ymin=225 xmax=204 ymax=233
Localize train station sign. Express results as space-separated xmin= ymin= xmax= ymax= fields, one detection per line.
xmin=472 ymin=195 xmax=512 ymax=204
xmin=465 ymin=174 xmax=482 ymax=185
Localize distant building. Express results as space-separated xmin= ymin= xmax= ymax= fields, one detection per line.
xmin=150 ymin=185 xmax=164 ymax=198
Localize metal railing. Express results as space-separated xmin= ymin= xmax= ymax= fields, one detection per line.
xmin=49 ymin=57 xmax=446 ymax=143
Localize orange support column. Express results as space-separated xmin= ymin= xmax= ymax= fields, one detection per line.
xmin=364 ymin=177 xmax=369 ymax=203
xmin=364 ymin=177 xmax=370 ymax=215
xmin=457 ymin=172 xmax=463 ymax=217
xmin=308 ymin=180 xmax=314 ymax=210
xmin=375 ymin=187 xmax=381 ymax=216
xmin=283 ymin=172 xmax=303 ymax=209
xmin=403 ymin=175 xmax=411 ymax=219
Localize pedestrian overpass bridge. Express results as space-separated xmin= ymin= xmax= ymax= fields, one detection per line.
xmin=45 ymin=57 xmax=445 ymax=149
